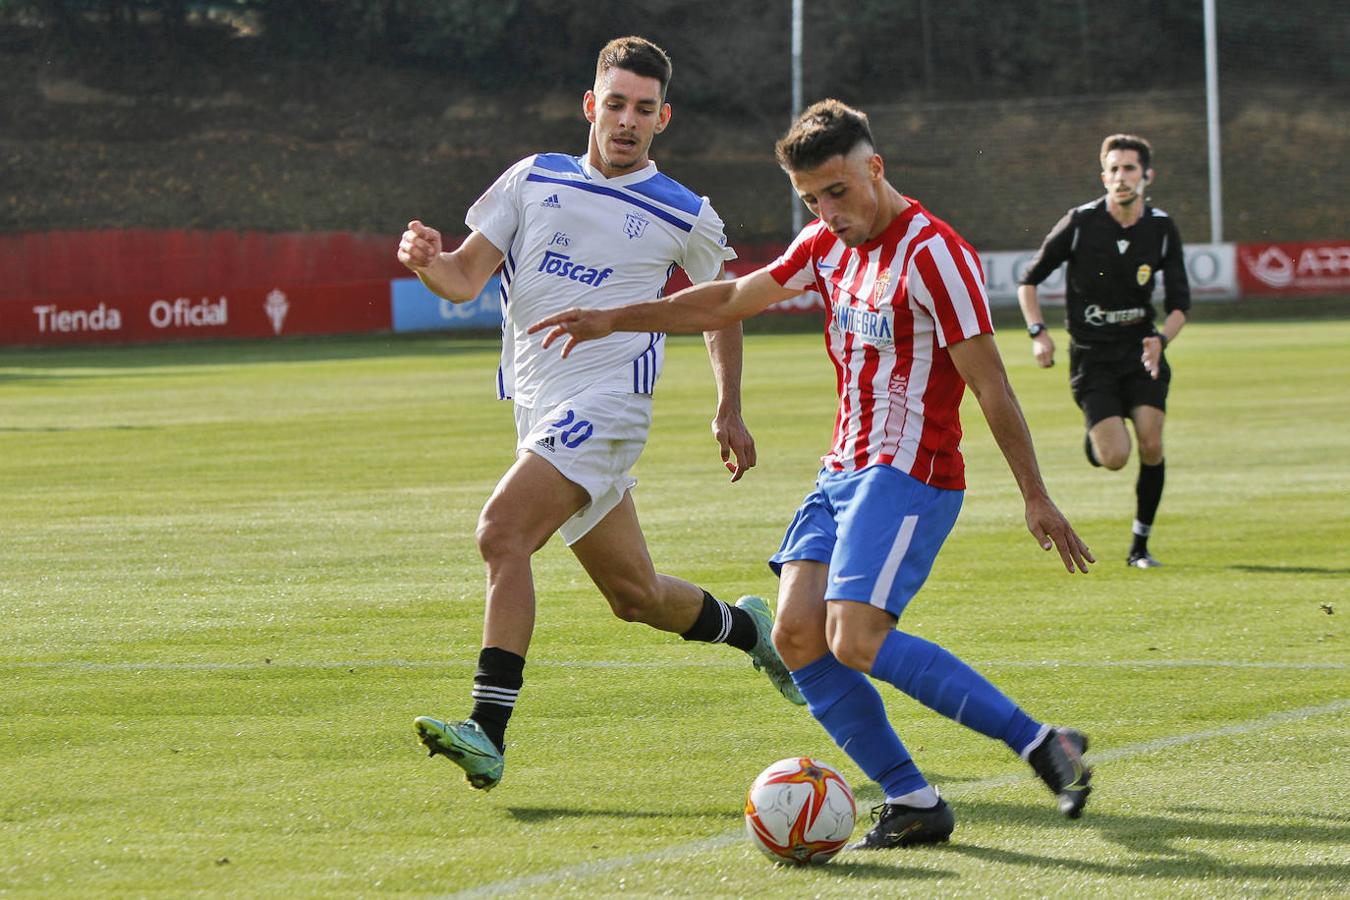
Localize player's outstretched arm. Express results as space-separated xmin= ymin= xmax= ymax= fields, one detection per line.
xmin=397 ymin=221 xmax=504 ymax=302
xmin=948 ymin=334 xmax=1095 ymax=573
xmin=527 ymin=268 xmax=797 ymax=358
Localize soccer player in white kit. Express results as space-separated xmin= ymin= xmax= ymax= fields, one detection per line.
xmin=532 ymin=100 xmax=1099 ymax=847
xmin=397 ymin=37 xmax=803 ymax=793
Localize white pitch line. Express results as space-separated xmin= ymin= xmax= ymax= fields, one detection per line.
xmin=984 ymin=659 xmax=1347 ymax=671
xmin=2 ymin=658 xmax=1344 ymax=672
xmin=441 ymin=698 xmax=1350 ymax=900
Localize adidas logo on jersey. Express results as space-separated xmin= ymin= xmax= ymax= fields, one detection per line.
xmin=541 ymin=193 xmax=562 ymax=208
xmin=534 ymin=434 xmax=556 ymax=452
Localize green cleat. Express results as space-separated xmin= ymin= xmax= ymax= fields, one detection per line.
xmin=736 ymin=595 xmax=806 ymax=706
xmin=414 ymin=716 xmax=505 ymax=791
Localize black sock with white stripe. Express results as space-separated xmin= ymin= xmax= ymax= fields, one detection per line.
xmin=469 ymin=646 xmax=524 ymax=753
xmin=1132 ymin=460 xmax=1165 ymax=555
xmin=680 ymin=591 xmax=758 ymax=652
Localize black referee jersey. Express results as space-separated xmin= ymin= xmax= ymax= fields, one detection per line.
xmin=1020 ymin=197 xmax=1190 ymax=345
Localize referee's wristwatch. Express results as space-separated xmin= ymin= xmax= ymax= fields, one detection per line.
xmin=1027 ymin=323 xmax=1048 ymax=339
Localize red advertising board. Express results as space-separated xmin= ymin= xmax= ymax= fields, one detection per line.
xmin=0 ymin=229 xmax=412 ymax=304
xmin=1 ymin=280 xmax=391 ymax=347
xmin=1237 ymin=240 xmax=1350 ymax=295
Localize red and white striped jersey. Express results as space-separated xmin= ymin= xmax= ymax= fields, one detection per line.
xmin=767 ymin=198 xmax=993 ymax=489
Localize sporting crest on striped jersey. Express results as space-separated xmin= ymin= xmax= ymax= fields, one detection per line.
xmin=872 ymin=269 xmax=891 ymax=306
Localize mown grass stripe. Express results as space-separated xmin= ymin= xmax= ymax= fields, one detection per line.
xmin=3 ymin=658 xmax=1344 ymax=672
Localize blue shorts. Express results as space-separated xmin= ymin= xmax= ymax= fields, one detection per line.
xmin=769 ymin=465 xmax=963 ymax=618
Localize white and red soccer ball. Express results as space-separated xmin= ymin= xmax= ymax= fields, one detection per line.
xmin=744 ymin=757 xmax=857 ymax=865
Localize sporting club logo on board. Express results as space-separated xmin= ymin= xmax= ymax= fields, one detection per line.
xmin=265 ymin=289 xmax=290 ymax=335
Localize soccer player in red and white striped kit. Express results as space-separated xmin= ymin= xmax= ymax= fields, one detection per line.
xmin=531 ymin=99 xmax=1097 ymax=849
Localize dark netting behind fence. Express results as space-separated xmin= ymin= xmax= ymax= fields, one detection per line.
xmin=0 ymin=0 xmax=1344 ymax=245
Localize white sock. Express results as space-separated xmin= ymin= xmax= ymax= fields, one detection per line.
xmin=1019 ymin=724 xmax=1053 ymax=761
xmin=885 ymin=785 xmax=940 ymax=808
xmin=1132 ymin=519 xmax=1152 ymax=537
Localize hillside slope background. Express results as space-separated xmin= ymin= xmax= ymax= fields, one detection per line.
xmin=1 ymin=2 xmax=1346 ymax=249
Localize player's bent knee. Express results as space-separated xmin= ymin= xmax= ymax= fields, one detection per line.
xmin=770 ymin=619 xmax=802 ymax=654
xmin=475 ymin=516 xmax=531 ymax=566
xmin=608 ymin=603 xmax=645 ymax=623
xmin=598 ymin=576 xmax=662 ymax=624
xmin=772 ymin=618 xmax=823 ymax=669
xmin=474 ymin=520 xmax=505 ymax=562
xmin=1099 ymin=449 xmax=1130 ymax=470
xmin=827 ymin=631 xmax=877 ymax=674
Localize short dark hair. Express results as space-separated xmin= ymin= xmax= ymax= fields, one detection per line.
xmin=1100 ymin=133 xmax=1152 ymax=171
xmin=775 ymin=99 xmax=875 ymax=172
xmin=595 ymin=36 xmax=672 ymax=99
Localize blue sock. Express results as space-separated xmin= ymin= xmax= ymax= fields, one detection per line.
xmin=791 ymin=653 xmax=928 ymax=798
xmin=871 ymin=630 xmax=1043 ymax=755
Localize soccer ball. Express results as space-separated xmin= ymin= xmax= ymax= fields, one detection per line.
xmin=744 ymin=757 xmax=857 ymax=865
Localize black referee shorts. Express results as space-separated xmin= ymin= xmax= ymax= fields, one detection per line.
xmin=1068 ymin=340 xmax=1170 ymax=428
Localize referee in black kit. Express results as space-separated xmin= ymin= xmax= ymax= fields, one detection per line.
xmin=1017 ymin=134 xmax=1190 ymax=569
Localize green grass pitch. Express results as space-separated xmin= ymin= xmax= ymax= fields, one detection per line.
xmin=2 ymin=319 xmax=1347 ymax=896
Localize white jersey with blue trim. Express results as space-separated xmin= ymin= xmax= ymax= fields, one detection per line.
xmin=466 ymin=153 xmax=736 ymax=409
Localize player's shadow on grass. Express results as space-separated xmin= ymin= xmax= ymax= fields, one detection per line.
xmin=505 ymin=808 xmax=953 ymax=881
xmin=1228 ymin=564 xmax=1350 ymax=576
xmin=1169 ymin=803 xmax=1350 ymax=824
xmin=824 ymin=860 xmax=950 ymax=880
xmin=945 ymin=800 xmax=1350 ymax=885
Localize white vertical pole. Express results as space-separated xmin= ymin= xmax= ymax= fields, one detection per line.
xmin=1203 ymin=0 xmax=1223 ymax=242
xmin=791 ymin=0 xmax=804 ymax=234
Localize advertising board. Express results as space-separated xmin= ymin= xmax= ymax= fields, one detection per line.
xmin=390 ymin=276 xmax=503 ymax=332
xmin=1237 ymin=240 xmax=1350 ymax=295
xmin=2 ymin=281 xmax=391 ymax=347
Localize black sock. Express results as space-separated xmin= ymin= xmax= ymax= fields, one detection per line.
xmin=469 ymin=646 xmax=524 ymax=753
xmin=680 ymin=591 xmax=759 ymax=652
xmin=1132 ymin=460 xmax=1165 ymax=555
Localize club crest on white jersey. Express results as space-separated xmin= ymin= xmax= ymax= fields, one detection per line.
xmin=623 ymin=213 xmax=650 ymax=240
xmin=466 ymin=153 xmax=736 ymax=409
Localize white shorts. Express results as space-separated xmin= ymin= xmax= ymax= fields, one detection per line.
xmin=514 ymin=390 xmax=653 ymax=545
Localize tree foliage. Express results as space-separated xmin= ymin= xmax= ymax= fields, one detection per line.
xmin=3 ymin=0 xmax=1346 ymax=105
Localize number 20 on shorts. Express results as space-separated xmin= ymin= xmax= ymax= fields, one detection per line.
xmin=549 ymin=410 xmax=594 ymax=448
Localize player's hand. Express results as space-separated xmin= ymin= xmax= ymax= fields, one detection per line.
xmin=1141 ymin=335 xmax=1163 ymax=379
xmin=1025 ymin=496 xmax=1094 ymax=573
xmin=711 ymin=407 xmax=756 ymax=482
xmin=528 ymin=308 xmax=615 ymax=358
xmin=398 ymin=220 xmax=443 ymax=270
xmin=1032 ymin=333 xmax=1056 ymax=368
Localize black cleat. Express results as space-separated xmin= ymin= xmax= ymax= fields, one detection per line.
xmin=848 ymin=797 xmax=955 ymax=850
xmin=1126 ymin=550 xmax=1163 ymax=568
xmin=1029 ymin=727 xmax=1092 ymax=818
